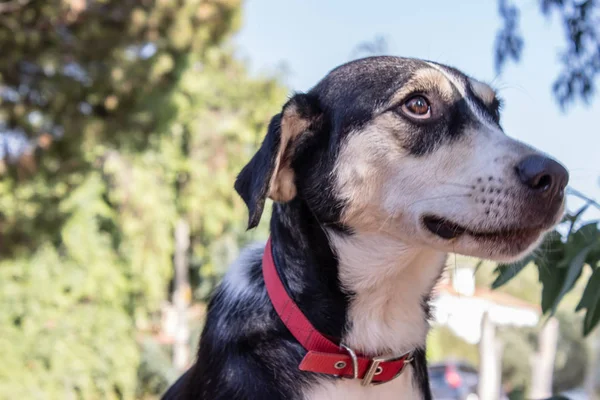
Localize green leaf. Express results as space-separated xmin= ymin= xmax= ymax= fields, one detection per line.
xmin=569 ymin=221 xmax=599 ymax=246
xmin=583 ymin=301 xmax=600 ymax=336
xmin=586 ymin=246 xmax=600 ymax=268
xmin=549 ymin=243 xmax=593 ymax=315
xmin=576 ymin=267 xmax=600 ymax=312
xmin=539 ymin=266 xmax=563 ymax=314
xmin=564 ymin=203 xmax=590 ymax=236
xmin=556 ymin=222 xmax=599 ymax=268
xmin=492 ymin=254 xmax=534 ymax=289
xmin=533 ymin=230 xmax=565 ymax=269
xmin=532 ymin=222 xmax=600 ymax=318
xmin=576 ymin=267 xmax=600 ymax=335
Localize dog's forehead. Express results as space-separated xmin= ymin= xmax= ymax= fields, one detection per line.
xmin=309 ymin=57 xmax=482 ymax=120
xmin=307 ymin=56 xmax=498 ymax=137
xmin=311 ymin=57 xmax=424 ymax=104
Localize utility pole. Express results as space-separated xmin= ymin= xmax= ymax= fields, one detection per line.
xmin=479 ymin=312 xmax=503 ymax=400
xmin=529 ymin=317 xmax=559 ymax=399
xmin=173 ymin=218 xmax=191 ymax=371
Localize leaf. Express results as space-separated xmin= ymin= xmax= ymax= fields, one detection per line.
xmin=565 ymin=203 xmax=590 ymax=236
xmin=539 ymin=263 xmax=565 ymax=314
xmin=492 ymin=254 xmax=534 ymax=289
xmin=576 ymin=267 xmax=600 ymax=335
xmin=583 ymin=301 xmax=600 ymax=336
xmin=534 ymin=223 xmax=600 ymax=316
xmin=533 ymin=229 xmax=565 ymax=269
xmin=569 ymin=221 xmax=600 ymax=246
xmin=586 ymin=245 xmax=600 ymax=268
xmin=556 ymin=222 xmax=598 ymax=268
xmin=549 ymin=243 xmax=593 ymax=315
xmin=576 ymin=267 xmax=600 ymax=312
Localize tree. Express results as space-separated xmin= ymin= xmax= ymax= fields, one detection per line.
xmin=491 ymin=0 xmax=600 ymax=338
xmin=495 ymin=0 xmax=600 ymax=108
xmin=0 ymin=0 xmax=285 ymax=397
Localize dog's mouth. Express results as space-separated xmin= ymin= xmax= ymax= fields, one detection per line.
xmin=422 ymin=215 xmax=543 ymax=242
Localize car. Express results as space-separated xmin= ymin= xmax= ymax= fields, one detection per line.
xmin=429 ymin=361 xmax=480 ymax=400
xmin=558 ymin=388 xmax=588 ymax=400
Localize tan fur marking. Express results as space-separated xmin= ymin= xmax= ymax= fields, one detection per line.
xmin=334 ymin=118 xmax=402 ymax=232
xmin=268 ymin=104 xmax=311 ymax=202
xmin=388 ymin=68 xmax=455 ymax=105
xmin=469 ymin=78 xmax=496 ymax=105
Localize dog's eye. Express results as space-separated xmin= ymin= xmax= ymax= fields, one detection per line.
xmin=402 ymin=96 xmax=431 ymax=119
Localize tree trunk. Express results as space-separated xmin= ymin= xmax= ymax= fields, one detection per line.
xmin=479 ymin=312 xmax=503 ymax=400
xmin=173 ymin=218 xmax=191 ymax=371
xmin=529 ymin=317 xmax=559 ymax=399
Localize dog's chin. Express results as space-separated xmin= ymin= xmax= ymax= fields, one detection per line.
xmin=420 ymin=215 xmax=550 ymax=262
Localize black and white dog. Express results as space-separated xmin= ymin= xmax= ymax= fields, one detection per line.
xmin=163 ymin=56 xmax=568 ymax=400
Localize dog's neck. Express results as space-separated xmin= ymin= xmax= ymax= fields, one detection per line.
xmin=329 ymin=233 xmax=446 ymax=356
xmin=269 ymin=200 xmax=446 ymax=356
xmin=269 ymin=200 xmax=350 ymax=339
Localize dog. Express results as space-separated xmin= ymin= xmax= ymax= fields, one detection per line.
xmin=162 ymin=56 xmax=569 ymax=400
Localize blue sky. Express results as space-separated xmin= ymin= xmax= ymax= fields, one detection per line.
xmin=234 ymin=0 xmax=600 ymax=220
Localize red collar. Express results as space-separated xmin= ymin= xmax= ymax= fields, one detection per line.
xmin=262 ymin=237 xmax=412 ymax=386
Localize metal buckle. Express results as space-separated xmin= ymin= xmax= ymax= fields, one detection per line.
xmin=362 ymin=351 xmax=413 ymax=386
xmin=339 ymin=343 xmax=359 ymax=379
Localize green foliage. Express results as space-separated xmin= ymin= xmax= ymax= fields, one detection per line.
xmin=493 ymin=201 xmax=600 ymax=336
xmin=0 ymin=0 xmax=285 ymax=397
xmin=552 ymin=312 xmax=588 ymax=393
xmin=156 ymin=49 xmax=285 ymax=299
xmin=427 ymin=326 xmax=479 ymax=366
xmin=499 ymin=325 xmax=537 ymax=393
xmin=136 ymin=337 xmax=180 ymax=400
xmin=492 ymin=255 xmax=534 ymax=290
xmin=498 ymin=312 xmax=588 ymax=396
xmin=0 ymin=206 xmax=138 ymax=397
xmin=495 ymin=0 xmax=600 ymax=108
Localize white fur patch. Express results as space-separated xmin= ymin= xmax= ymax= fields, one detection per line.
xmin=222 ymin=241 xmax=265 ymax=300
xmin=330 ymin=233 xmax=446 ymax=355
xmin=302 ymin=232 xmax=446 ymax=400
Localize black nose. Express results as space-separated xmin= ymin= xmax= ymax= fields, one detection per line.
xmin=515 ymin=154 xmax=569 ymax=195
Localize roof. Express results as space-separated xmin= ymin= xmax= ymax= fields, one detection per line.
xmin=433 ymin=282 xmax=541 ymax=313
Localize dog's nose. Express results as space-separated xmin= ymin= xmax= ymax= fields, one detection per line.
xmin=515 ymin=154 xmax=569 ymax=196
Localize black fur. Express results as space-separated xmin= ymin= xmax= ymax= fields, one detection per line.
xmin=163 ymin=56 xmax=498 ymax=400
xmin=162 ymin=202 xmax=348 ymax=400
xmin=234 ymin=113 xmax=283 ymax=230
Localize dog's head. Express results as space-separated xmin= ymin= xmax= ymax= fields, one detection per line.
xmin=236 ymin=56 xmax=568 ymax=262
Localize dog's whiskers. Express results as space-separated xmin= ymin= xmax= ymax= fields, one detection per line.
xmin=407 ymin=194 xmax=470 ymax=208
xmin=437 ymin=181 xmax=473 ymax=189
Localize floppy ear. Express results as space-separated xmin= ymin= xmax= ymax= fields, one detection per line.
xmin=235 ymin=93 xmax=321 ymax=229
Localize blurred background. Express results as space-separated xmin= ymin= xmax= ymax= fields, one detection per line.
xmin=0 ymin=0 xmax=599 ymax=399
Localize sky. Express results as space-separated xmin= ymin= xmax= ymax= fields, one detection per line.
xmin=234 ymin=0 xmax=600 ymax=220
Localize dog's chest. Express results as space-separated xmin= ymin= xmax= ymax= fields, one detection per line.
xmin=304 ymin=368 xmax=421 ymax=400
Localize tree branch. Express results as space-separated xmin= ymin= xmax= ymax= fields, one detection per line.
xmin=567 ymin=186 xmax=600 ymax=210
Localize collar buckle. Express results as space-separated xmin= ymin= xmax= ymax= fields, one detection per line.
xmin=362 ymin=352 xmax=413 ymax=386
xmin=263 ymin=238 xmax=414 ymax=386
xmin=339 ymin=343 xmax=359 ymax=379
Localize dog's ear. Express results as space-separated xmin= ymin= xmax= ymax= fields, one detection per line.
xmin=235 ymin=93 xmax=321 ymax=229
